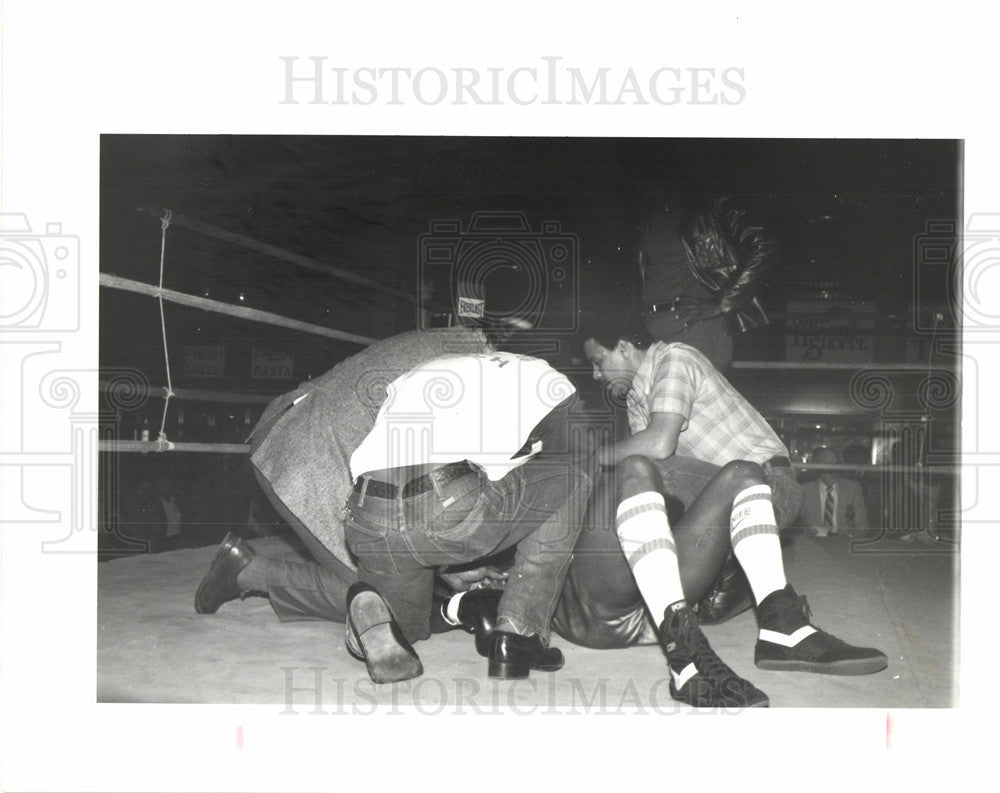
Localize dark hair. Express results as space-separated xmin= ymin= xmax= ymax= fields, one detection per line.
xmin=582 ymin=312 xmax=651 ymax=352
xmin=810 ymin=446 xmax=840 ymax=464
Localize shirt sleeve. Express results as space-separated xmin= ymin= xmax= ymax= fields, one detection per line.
xmin=648 ymin=346 xmax=699 ymax=420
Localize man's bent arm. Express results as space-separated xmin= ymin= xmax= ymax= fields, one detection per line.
xmin=598 ymin=412 xmax=686 ymax=466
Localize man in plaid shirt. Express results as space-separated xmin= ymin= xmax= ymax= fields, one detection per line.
xmin=583 ymin=319 xmax=887 ymax=708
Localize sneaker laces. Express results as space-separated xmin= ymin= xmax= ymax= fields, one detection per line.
xmin=691 ymin=631 xmax=742 ymax=685
xmin=662 ymin=608 xmax=740 ymax=686
xmin=764 ymin=587 xmax=815 ymax=633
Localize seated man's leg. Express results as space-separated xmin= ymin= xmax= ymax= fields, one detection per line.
xmin=610 ymin=455 xmax=768 ymax=707
xmin=554 ymin=456 xmax=732 ymax=649
xmin=660 ymin=456 xmax=736 ymax=601
xmin=695 ymin=460 xmax=888 ymax=676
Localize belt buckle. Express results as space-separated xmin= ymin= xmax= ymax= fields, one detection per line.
xmin=650 ymin=299 xmax=679 ymax=315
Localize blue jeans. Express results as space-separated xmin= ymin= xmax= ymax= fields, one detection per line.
xmin=344 ymin=458 xmax=591 ymax=644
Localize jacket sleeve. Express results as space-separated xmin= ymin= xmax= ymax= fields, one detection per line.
xmin=715 ymin=196 xmax=780 ymax=315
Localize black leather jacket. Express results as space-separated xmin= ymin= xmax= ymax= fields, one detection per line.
xmin=648 ymin=196 xmax=778 ymax=332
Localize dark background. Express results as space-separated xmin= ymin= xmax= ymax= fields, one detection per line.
xmin=100 ymin=136 xmax=961 ymax=380
xmin=98 ymin=136 xmax=961 ymax=554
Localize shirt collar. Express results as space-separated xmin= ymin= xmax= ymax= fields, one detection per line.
xmin=631 ymin=345 xmax=657 ymax=391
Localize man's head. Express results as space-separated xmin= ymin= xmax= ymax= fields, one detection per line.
xmin=583 ymin=336 xmax=644 ymax=391
xmin=582 ymin=316 xmax=651 ymax=392
xmin=811 ymin=446 xmax=840 ymax=486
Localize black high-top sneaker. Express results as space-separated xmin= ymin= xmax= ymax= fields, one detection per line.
xmin=755 ymin=585 xmax=888 ymax=675
xmin=659 ymin=601 xmax=769 ymax=708
xmin=696 ymin=553 xmax=754 ymax=625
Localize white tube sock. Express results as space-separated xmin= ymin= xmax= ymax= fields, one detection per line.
xmin=616 ymin=492 xmax=685 ymax=620
xmin=730 ymin=484 xmax=787 ymax=604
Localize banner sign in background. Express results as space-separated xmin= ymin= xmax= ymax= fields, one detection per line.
xmin=251 ymin=348 xmax=294 ymax=380
xmin=183 ymin=346 xmax=226 ymax=378
xmin=785 ymin=301 xmax=876 ymax=364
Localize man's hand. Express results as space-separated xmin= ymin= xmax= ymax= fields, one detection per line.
xmin=672 ymin=296 xmax=723 ymax=326
xmin=438 ymin=565 xmax=509 ymax=592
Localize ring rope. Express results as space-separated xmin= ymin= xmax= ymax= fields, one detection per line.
xmin=156 ymin=210 xmax=175 ymax=443
xmin=99 ymin=381 xmax=277 ymax=405
xmin=99 ymin=273 xmax=379 ymax=345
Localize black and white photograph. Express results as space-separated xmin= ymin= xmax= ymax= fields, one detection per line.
xmin=95 ymin=135 xmax=960 ymax=712
xmin=2 ymin=2 xmax=998 ymax=792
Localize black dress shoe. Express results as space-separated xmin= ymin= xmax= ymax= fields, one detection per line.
xmin=487 ymin=631 xmax=564 ymax=680
xmin=696 ymin=553 xmax=754 ymax=625
xmin=460 ymin=589 xmax=502 ymax=657
xmin=430 ymin=589 xmax=503 ymax=657
xmin=194 ymin=532 xmax=256 ymax=614
xmin=346 ymin=582 xmax=423 ymax=684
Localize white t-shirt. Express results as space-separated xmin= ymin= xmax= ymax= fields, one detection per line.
xmin=349 ymin=352 xmax=575 ymax=481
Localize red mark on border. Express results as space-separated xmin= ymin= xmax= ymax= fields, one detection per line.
xmin=236 ymin=725 xmax=244 ymax=751
xmin=885 ymin=712 xmax=891 ymax=750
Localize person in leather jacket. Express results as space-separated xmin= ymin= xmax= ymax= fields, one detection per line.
xmin=639 ymin=195 xmax=778 ymax=372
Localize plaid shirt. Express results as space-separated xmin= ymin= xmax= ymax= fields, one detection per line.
xmin=627 ymin=342 xmax=788 ymax=466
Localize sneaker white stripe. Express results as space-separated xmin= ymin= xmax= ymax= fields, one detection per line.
xmin=671 ymin=662 xmax=699 ymax=689
xmin=758 ymin=626 xmax=817 ymax=647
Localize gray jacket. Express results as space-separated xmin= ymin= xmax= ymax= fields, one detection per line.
xmin=249 ymin=328 xmax=491 ymax=568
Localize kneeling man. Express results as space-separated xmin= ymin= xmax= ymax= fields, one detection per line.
xmin=343 ymin=351 xmax=589 ymax=683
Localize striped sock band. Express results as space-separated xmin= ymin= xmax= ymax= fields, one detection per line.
xmin=616 ymin=492 xmax=685 ymax=618
xmin=730 ymin=483 xmax=787 ymax=605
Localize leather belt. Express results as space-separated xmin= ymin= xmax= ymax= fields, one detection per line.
xmin=353 ymin=461 xmax=478 ymax=501
xmin=764 ymin=455 xmax=791 ymax=469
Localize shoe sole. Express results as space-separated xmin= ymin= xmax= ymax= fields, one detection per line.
xmin=348 ymin=591 xmax=423 ymax=684
xmin=679 ymin=695 xmax=770 ymax=708
xmin=672 ymin=681 xmax=770 ymax=708
xmin=193 ymin=533 xmax=241 ymax=614
xmin=755 ymin=656 xmax=889 ymax=676
xmin=487 ymin=657 xmax=563 ymax=679
xmin=488 ymin=660 xmax=529 ymax=680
